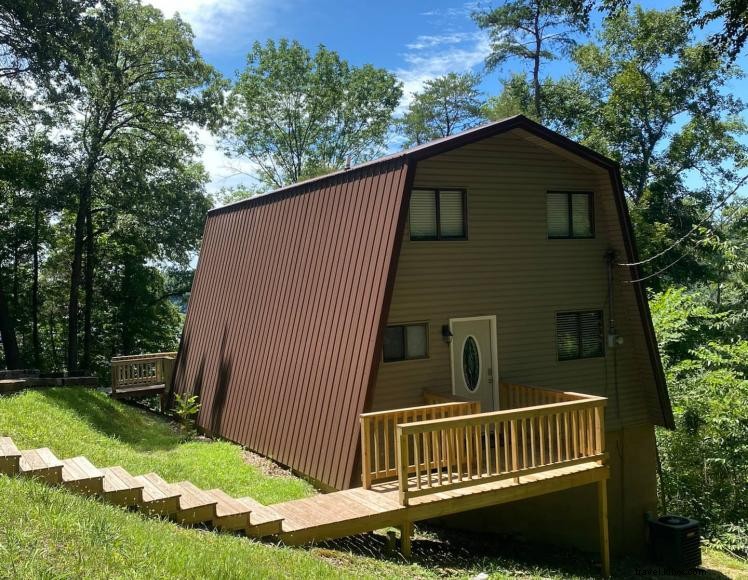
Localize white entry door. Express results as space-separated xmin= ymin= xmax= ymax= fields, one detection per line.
xmin=450 ymin=317 xmax=498 ymax=411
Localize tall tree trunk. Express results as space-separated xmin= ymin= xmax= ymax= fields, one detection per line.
xmin=0 ymin=276 xmax=20 ymax=370
xmin=32 ymin=204 xmax=41 ymax=368
xmin=48 ymin=313 xmax=59 ymax=369
xmin=532 ymin=4 xmax=542 ymax=120
xmin=67 ymin=181 xmax=90 ymax=372
xmin=82 ymin=206 xmax=95 ymax=370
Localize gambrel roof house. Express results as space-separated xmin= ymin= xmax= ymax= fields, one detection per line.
xmin=172 ymin=115 xmax=673 ymax=557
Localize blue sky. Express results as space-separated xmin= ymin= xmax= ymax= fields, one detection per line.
xmin=144 ymin=0 xmax=748 ymax=194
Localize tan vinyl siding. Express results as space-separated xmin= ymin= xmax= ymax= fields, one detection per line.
xmin=373 ymin=129 xmax=659 ymax=430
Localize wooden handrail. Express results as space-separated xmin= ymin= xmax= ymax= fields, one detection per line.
xmin=111 ymin=352 xmax=177 ymax=362
xmin=499 ymin=382 xmax=590 ymax=409
xmin=394 ymin=395 xmax=607 ymax=506
xmin=359 ymin=401 xmax=480 ymax=489
xmin=422 ymin=390 xmax=472 ymax=405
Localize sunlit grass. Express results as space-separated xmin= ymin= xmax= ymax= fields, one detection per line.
xmin=0 ymin=388 xmax=313 ymax=503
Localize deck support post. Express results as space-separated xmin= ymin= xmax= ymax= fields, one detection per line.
xmin=400 ymin=520 xmax=413 ymax=559
xmin=598 ymin=479 xmax=610 ymax=578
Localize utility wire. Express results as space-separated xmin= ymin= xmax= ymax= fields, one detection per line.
xmin=618 ymin=174 xmax=748 ymax=268
xmin=624 ymin=252 xmax=691 ymax=284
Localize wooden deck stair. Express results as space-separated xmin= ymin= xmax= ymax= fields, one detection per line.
xmin=61 ymin=456 xmax=104 ymax=494
xmin=20 ymin=448 xmax=64 ymax=484
xmin=0 ymin=433 xmax=608 ymax=574
xmin=0 ymin=436 xmax=283 ymax=539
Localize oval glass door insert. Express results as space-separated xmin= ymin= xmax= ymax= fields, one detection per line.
xmin=462 ymin=336 xmax=480 ymax=392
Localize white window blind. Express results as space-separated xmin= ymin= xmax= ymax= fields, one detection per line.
xmin=547 ymin=192 xmax=594 ymax=238
xmin=571 ymin=194 xmax=593 ymax=237
xmin=547 ymin=193 xmax=570 ymax=237
xmin=439 ymin=190 xmax=465 ymax=238
xmin=409 ymin=190 xmax=437 ymax=239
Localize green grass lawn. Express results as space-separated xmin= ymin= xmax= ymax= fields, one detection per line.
xmin=0 ymin=387 xmax=745 ymax=579
xmin=0 ymin=387 xmax=313 ymax=504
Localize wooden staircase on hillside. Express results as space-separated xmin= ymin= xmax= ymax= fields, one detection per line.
xmin=0 ymin=436 xmax=284 ymax=538
xmin=0 ymin=385 xmax=612 ymax=576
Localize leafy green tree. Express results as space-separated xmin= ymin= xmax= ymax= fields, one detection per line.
xmin=61 ymin=0 xmax=221 ymax=370
xmin=507 ymin=7 xmax=748 ymax=287
xmin=224 ymin=39 xmax=402 ymax=188
xmin=398 ymin=72 xmax=485 ymax=147
xmin=473 ymin=0 xmax=588 ymax=119
xmin=652 ymin=285 xmax=748 ymax=547
xmin=0 ymin=0 xmax=108 ymax=81
xmin=683 ymin=1 xmax=747 ymax=60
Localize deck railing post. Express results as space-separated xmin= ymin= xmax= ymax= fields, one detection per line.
xmin=595 ymin=404 xmax=606 ymax=464
xmin=361 ymin=417 xmax=372 ymax=489
xmin=510 ymin=419 xmax=519 ymax=483
xmin=396 ymin=425 xmax=409 ymax=506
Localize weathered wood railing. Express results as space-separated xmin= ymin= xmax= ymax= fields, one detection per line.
xmin=394 ymin=394 xmax=607 ymax=506
xmin=111 ymin=352 xmax=177 ymax=395
xmin=360 ymin=401 xmax=480 ymax=489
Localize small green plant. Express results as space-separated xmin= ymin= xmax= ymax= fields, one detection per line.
xmin=173 ymin=393 xmax=201 ymax=435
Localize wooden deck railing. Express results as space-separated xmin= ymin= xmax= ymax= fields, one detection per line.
xmin=111 ymin=352 xmax=177 ymax=395
xmin=394 ymin=394 xmax=607 ymax=506
xmin=499 ymin=382 xmax=590 ymax=409
xmin=359 ymin=401 xmax=480 ymax=489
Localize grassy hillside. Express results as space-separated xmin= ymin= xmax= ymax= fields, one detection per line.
xmin=0 ymin=388 xmax=313 ymax=504
xmin=0 ymin=388 xmax=745 ymax=579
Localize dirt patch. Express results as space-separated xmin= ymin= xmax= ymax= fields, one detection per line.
xmin=241 ymin=449 xmax=296 ymax=478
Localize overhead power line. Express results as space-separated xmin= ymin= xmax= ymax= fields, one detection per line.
xmin=618 ymin=174 xmax=748 ymax=269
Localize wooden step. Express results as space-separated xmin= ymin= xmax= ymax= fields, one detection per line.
xmin=237 ymin=496 xmax=284 ymax=537
xmin=205 ymin=488 xmax=251 ymax=531
xmin=0 ymin=437 xmax=21 ymax=475
xmin=101 ymin=466 xmax=143 ymax=506
xmin=134 ymin=473 xmax=180 ymax=516
xmin=61 ymin=456 xmax=104 ymax=495
xmin=19 ymin=448 xmax=63 ymax=484
xmin=171 ymin=481 xmax=217 ymax=525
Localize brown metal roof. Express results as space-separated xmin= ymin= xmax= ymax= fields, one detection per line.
xmin=173 ymin=115 xmax=672 ymax=491
xmin=172 ymin=158 xmax=410 ymax=489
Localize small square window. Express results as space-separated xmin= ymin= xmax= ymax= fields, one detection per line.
xmin=556 ymin=311 xmax=604 ymax=361
xmin=383 ymin=323 xmax=428 ymax=362
xmin=409 ymin=189 xmax=466 ymax=240
xmin=547 ymin=192 xmax=594 ymax=239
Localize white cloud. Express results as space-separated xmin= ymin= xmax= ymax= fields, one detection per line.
xmin=394 ymin=30 xmax=490 ymax=112
xmin=193 ymin=128 xmax=260 ymax=194
xmin=144 ymin=0 xmax=275 ymax=47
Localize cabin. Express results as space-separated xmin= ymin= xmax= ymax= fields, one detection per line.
xmin=171 ymin=115 xmax=673 ymax=563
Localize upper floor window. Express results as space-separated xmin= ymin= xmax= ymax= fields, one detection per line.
xmin=409 ymin=189 xmax=466 ymax=240
xmin=547 ymin=192 xmax=594 ymax=239
xmin=383 ymin=323 xmax=428 ymax=362
xmin=556 ymin=311 xmax=604 ymax=361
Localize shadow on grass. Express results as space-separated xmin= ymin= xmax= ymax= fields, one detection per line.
xmin=40 ymin=388 xmax=181 ymax=452
xmin=318 ymin=525 xmax=732 ymax=580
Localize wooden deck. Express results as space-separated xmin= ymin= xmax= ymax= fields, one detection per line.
xmin=4 ymin=381 xmax=613 ymax=577
xmin=275 ymin=460 xmax=608 ymax=545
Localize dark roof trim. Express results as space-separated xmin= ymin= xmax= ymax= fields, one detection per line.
xmin=607 ymin=165 xmax=675 ymax=429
